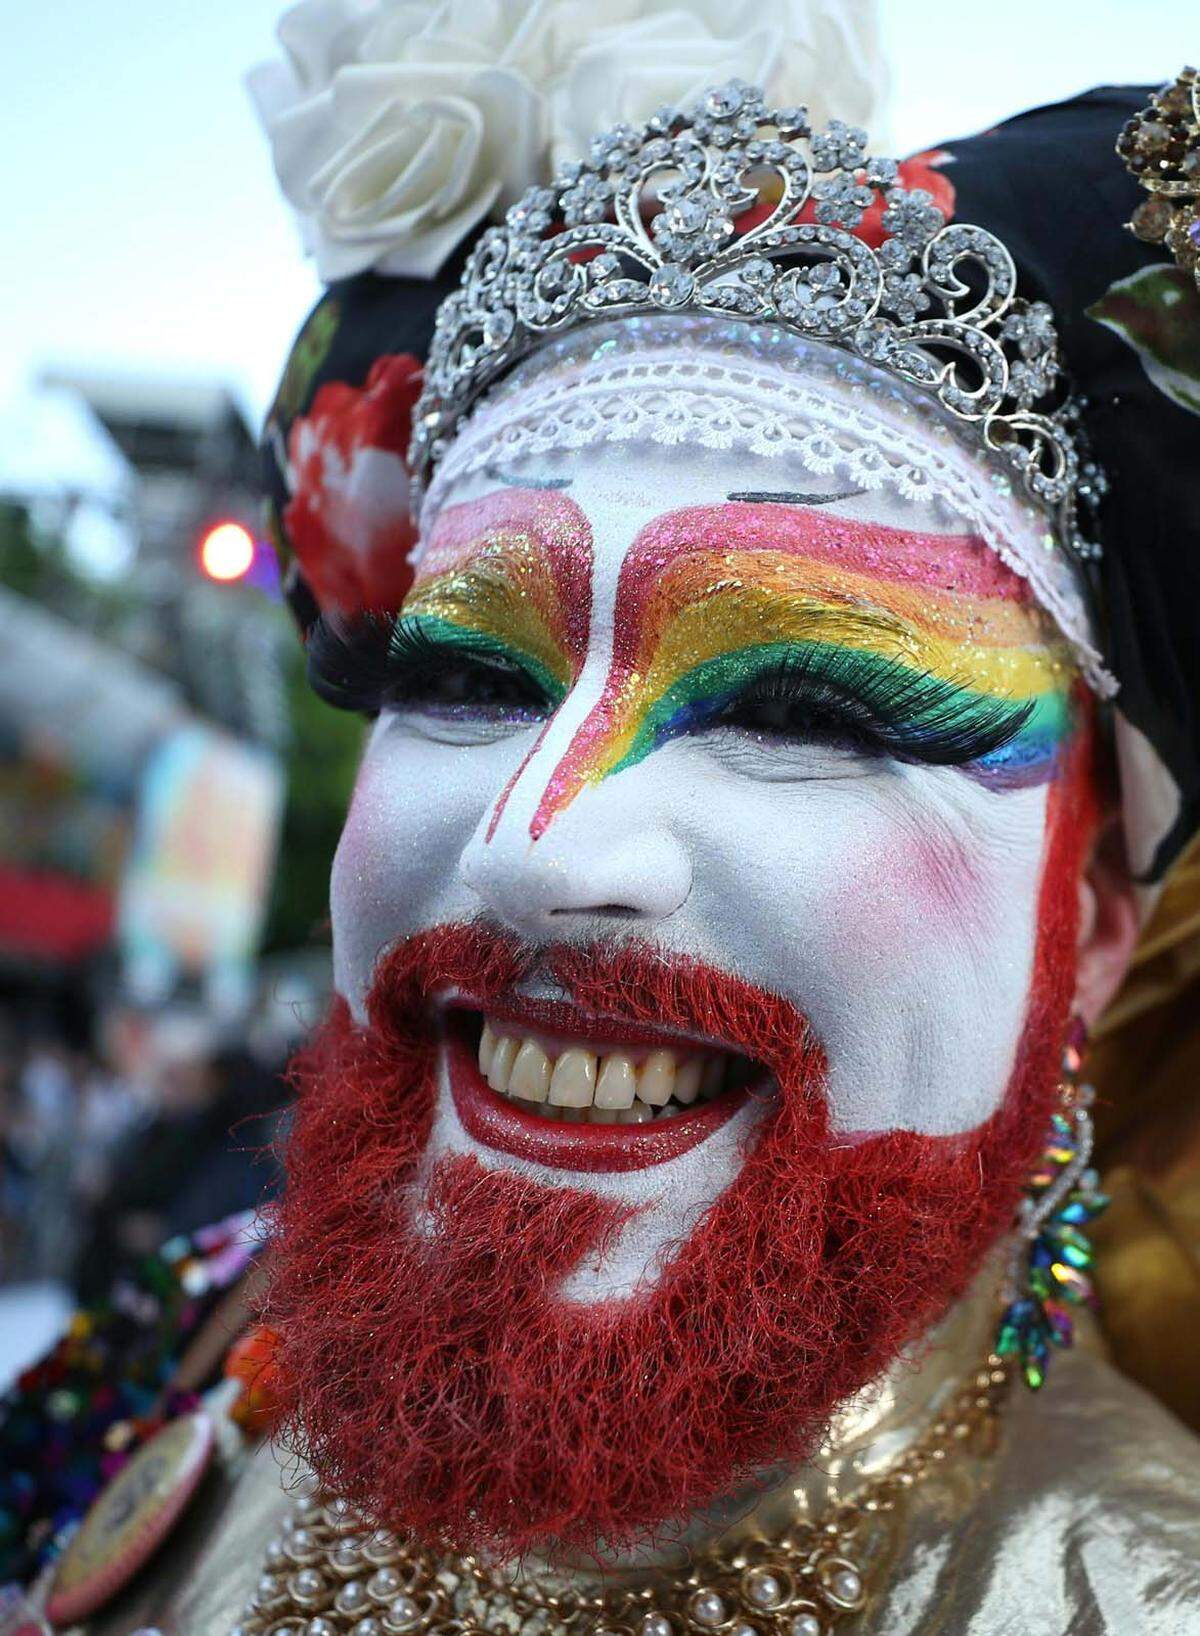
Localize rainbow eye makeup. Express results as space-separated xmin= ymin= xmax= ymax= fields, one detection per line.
xmin=528 ymin=504 xmax=1078 ymax=838
xmin=306 ymin=488 xmax=593 ymax=717
xmin=308 ymin=491 xmax=1079 ymax=845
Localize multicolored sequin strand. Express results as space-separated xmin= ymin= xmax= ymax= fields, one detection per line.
xmin=996 ymin=1022 xmax=1109 ymax=1389
xmin=0 ymin=1210 xmax=261 ymax=1589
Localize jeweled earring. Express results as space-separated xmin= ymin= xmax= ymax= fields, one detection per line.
xmin=996 ymin=1019 xmax=1110 ymax=1389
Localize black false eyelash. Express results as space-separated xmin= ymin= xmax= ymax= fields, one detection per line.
xmin=305 ymin=612 xmax=549 ymax=716
xmin=305 ymin=610 xmax=404 ymax=713
xmin=724 ymin=646 xmax=1034 ymax=766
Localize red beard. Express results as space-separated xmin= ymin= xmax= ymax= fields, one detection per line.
xmin=267 ymin=760 xmax=1095 ymax=1560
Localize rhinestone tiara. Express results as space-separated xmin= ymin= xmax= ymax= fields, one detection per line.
xmin=410 ymin=80 xmax=1104 ymax=566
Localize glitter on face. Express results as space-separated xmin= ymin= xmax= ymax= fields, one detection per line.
xmin=528 ymin=504 xmax=1077 ymax=838
xmin=406 ymin=488 xmax=594 ymax=695
xmin=404 ymin=489 xmax=594 ymax=841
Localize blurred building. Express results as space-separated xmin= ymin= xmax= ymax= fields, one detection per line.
xmin=0 ymin=371 xmax=287 ymax=1013
xmin=39 ymin=370 xmax=260 ymax=566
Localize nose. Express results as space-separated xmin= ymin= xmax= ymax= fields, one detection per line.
xmin=460 ymin=784 xmax=692 ymax=938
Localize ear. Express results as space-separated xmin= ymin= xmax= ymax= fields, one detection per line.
xmin=1074 ymin=811 xmax=1141 ymax=1028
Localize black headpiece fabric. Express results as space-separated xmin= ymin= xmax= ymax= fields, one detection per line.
xmin=263 ymin=83 xmax=1200 ymax=878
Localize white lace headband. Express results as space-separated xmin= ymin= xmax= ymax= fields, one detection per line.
xmin=418 ymin=317 xmax=1114 ymax=696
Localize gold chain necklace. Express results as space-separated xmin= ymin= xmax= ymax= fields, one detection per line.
xmin=233 ymin=1355 xmax=1009 ymax=1636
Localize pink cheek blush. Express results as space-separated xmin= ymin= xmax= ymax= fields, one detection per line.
xmin=818 ymin=829 xmax=990 ymax=973
xmin=882 ymin=827 xmax=992 ymax=928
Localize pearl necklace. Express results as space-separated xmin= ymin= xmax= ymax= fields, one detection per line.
xmin=232 ymin=1356 xmax=1009 ymax=1636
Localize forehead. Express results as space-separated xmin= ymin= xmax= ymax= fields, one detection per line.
xmin=415 ymin=319 xmax=1069 ymax=631
xmin=419 ymin=440 xmax=1049 ymax=631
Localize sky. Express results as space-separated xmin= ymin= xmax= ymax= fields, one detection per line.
xmin=2 ymin=0 xmax=1196 ymax=433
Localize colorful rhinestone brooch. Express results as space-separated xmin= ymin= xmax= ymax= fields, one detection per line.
xmin=996 ymin=1033 xmax=1109 ymax=1390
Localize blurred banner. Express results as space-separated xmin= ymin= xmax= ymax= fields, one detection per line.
xmin=118 ymin=725 xmax=283 ymax=1014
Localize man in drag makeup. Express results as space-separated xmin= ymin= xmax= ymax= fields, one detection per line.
xmin=35 ymin=10 xmax=1200 ymax=1636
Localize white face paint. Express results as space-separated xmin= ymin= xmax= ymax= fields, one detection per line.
xmin=330 ymin=429 xmax=1078 ymax=1302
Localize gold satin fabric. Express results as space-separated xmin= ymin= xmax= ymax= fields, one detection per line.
xmin=866 ymin=1339 xmax=1200 ymax=1634
xmin=1090 ymin=831 xmax=1200 ymax=1432
xmin=90 ymin=1324 xmax=1200 ymax=1636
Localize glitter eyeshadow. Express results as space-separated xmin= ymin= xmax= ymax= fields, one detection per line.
xmin=406 ymin=487 xmax=594 ymax=843
xmin=528 ymin=502 xmax=1076 ymax=838
xmin=405 ymin=487 xmax=594 ymax=696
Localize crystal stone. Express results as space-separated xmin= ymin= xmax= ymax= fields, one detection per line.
xmin=1158 ymin=81 xmax=1195 ymax=118
xmin=705 ymin=83 xmax=745 ymax=117
xmin=650 ymin=265 xmax=695 ymax=305
xmin=666 ymin=197 xmax=709 ymax=234
xmin=1130 ymin=196 xmax=1174 ymax=241
xmin=386 ymin=1596 xmax=421 ymax=1629
xmin=483 ymin=311 xmax=514 ymax=348
xmin=539 ymin=262 xmax=570 ymax=294
xmin=741 ymin=258 xmax=775 ymax=286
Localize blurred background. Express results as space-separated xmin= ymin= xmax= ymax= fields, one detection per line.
xmin=0 ymin=0 xmax=1194 ymax=1382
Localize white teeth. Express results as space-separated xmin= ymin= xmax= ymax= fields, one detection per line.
xmin=636 ymin=1049 xmax=675 ymax=1106
xmin=475 ymin=1015 xmax=750 ymax=1126
xmin=487 ymin=1034 xmax=518 ymax=1093
xmin=595 ymin=1053 xmax=637 ymax=1109
xmin=548 ymin=1048 xmax=597 ymax=1107
xmin=673 ymin=1057 xmax=703 ymax=1104
xmin=509 ymin=1039 xmax=551 ymax=1102
xmin=479 ymin=1022 xmax=496 ymax=1076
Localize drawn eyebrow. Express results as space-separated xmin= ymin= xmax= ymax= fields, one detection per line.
xmin=485 ymin=464 xmax=573 ymax=491
xmin=726 ymin=488 xmax=867 ymax=505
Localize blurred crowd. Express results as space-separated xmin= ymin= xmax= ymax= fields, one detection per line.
xmin=0 ymin=1001 xmax=293 ymax=1303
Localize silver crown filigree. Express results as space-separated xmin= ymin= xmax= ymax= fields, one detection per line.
xmin=411 ymin=81 xmax=1104 ymax=565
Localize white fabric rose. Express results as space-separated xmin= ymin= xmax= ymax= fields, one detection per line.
xmin=248 ymin=0 xmax=551 ymax=279
xmin=549 ymin=1 xmax=885 ymax=170
xmin=249 ymin=0 xmax=885 ymax=282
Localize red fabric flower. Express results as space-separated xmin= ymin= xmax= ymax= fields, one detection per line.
xmin=284 ymin=353 xmax=424 ymax=617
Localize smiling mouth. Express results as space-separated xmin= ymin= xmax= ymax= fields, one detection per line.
xmin=442 ymin=1002 xmax=770 ymax=1172
xmin=478 ymin=1016 xmax=755 ymax=1122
